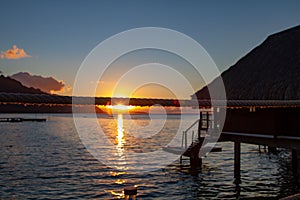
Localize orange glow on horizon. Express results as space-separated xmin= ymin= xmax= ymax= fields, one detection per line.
xmin=106 ymin=104 xmax=136 ymax=111
xmin=96 ymin=104 xmax=137 ymax=114
xmin=95 ymin=81 xmax=180 ymax=100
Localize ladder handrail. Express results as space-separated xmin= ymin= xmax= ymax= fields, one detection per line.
xmin=181 ymin=112 xmax=212 ymax=149
xmin=184 ymin=119 xmax=200 ymax=133
xmin=182 ymin=119 xmax=200 ymax=148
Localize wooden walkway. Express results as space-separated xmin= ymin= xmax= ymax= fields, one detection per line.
xmin=219 ymin=132 xmax=300 ymax=150
xmin=0 ymin=118 xmax=46 ymax=122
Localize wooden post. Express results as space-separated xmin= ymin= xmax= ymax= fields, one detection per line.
xmin=180 ymin=156 xmax=182 ymax=164
xmin=234 ymin=142 xmax=241 ymax=184
xmin=213 ymin=107 xmax=216 ymax=130
xmin=268 ymin=146 xmax=277 ymax=154
xmin=206 ymin=112 xmax=209 ymax=130
xmin=292 ymin=149 xmax=298 ymax=175
xmin=190 ymin=155 xmax=202 ymax=169
xmin=189 ymin=143 xmax=202 ymax=169
xmin=198 ymin=112 xmax=203 ymax=140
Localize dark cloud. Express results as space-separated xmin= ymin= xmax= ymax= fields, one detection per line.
xmin=11 ymin=72 xmax=66 ymax=94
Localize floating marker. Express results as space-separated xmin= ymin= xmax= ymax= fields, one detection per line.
xmin=124 ymin=186 xmax=137 ymax=200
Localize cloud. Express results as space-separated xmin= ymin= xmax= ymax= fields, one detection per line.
xmin=11 ymin=72 xmax=66 ymax=94
xmin=1 ymin=45 xmax=31 ymax=59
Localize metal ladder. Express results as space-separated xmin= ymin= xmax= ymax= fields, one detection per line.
xmin=180 ymin=111 xmax=212 ymax=162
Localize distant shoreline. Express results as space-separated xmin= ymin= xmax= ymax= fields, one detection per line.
xmin=0 ymin=104 xmax=199 ymax=115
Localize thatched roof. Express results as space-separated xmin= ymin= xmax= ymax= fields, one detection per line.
xmin=194 ymin=25 xmax=300 ymax=100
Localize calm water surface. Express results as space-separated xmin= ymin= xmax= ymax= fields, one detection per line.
xmin=0 ymin=114 xmax=299 ymax=199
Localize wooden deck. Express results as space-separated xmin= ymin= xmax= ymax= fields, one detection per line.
xmin=0 ymin=117 xmax=46 ymax=122
xmin=219 ymin=132 xmax=300 ymax=150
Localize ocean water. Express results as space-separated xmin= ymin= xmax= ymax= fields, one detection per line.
xmin=0 ymin=113 xmax=299 ymax=199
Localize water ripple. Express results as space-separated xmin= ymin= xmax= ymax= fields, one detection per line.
xmin=0 ymin=114 xmax=299 ymax=199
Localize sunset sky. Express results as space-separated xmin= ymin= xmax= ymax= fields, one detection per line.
xmin=0 ymin=0 xmax=300 ymax=98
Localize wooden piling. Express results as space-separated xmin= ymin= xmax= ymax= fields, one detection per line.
xmin=198 ymin=112 xmax=202 ymax=140
xmin=234 ymin=142 xmax=241 ymax=184
xmin=190 ymin=155 xmax=202 ymax=169
xmin=187 ymin=141 xmax=203 ymax=169
xmin=0 ymin=117 xmax=46 ymax=122
xmin=292 ymin=149 xmax=298 ymax=175
xmin=268 ymin=146 xmax=277 ymax=154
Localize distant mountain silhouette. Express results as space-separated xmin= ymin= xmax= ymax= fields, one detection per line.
xmin=0 ymin=75 xmax=46 ymax=94
xmin=0 ymin=75 xmax=107 ymax=113
xmin=194 ymin=25 xmax=300 ymax=100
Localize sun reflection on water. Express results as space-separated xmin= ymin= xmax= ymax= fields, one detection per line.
xmin=117 ymin=114 xmax=124 ymax=148
xmin=116 ymin=114 xmax=127 ymax=170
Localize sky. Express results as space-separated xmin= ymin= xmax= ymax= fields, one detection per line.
xmin=0 ymin=0 xmax=299 ymax=98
